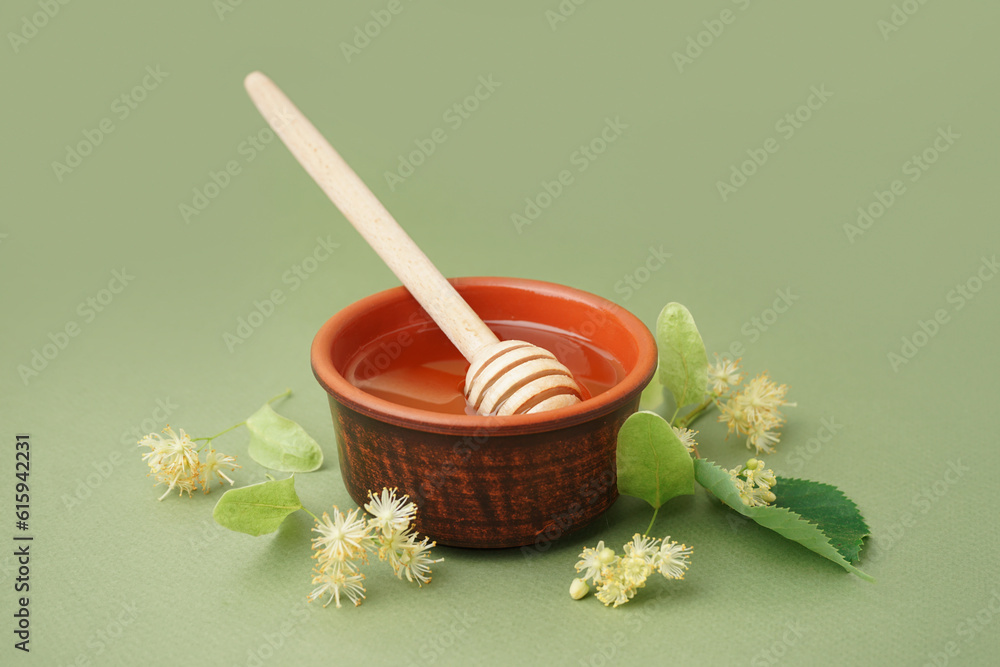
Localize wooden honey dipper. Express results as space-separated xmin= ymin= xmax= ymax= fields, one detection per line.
xmin=244 ymin=72 xmax=583 ymax=416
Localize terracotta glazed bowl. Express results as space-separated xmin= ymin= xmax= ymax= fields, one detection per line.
xmin=311 ymin=277 xmax=656 ymax=548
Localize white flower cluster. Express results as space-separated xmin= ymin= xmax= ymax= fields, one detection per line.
xmin=672 ymin=426 xmax=699 ymax=453
xmin=308 ymin=488 xmax=442 ymax=609
xmin=728 ymin=458 xmax=778 ymax=508
xmin=571 ymin=533 xmax=692 ymax=608
xmin=710 ymin=358 xmax=795 ymax=455
xmin=138 ymin=426 xmax=239 ymax=500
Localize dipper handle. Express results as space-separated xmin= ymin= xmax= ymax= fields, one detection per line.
xmin=244 ymin=71 xmax=498 ymax=362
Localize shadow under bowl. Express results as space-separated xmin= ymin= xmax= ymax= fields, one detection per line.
xmin=311 ymin=277 xmax=656 ymax=548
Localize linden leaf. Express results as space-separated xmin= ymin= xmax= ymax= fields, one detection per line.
xmin=213 ymin=476 xmax=302 ymax=536
xmin=656 ymin=303 xmax=709 ymax=410
xmin=693 ymin=459 xmax=874 ymax=581
xmin=772 ymin=477 xmax=871 ymax=563
xmin=617 ymin=411 xmax=694 ymax=509
xmin=246 ymin=403 xmax=324 ymax=473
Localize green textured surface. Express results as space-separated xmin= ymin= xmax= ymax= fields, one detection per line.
xmin=2 ymin=1 xmax=999 ymax=665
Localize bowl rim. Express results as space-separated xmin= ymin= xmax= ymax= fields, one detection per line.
xmin=311 ymin=276 xmax=657 ymax=436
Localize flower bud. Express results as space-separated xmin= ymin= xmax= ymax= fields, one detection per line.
xmin=569 ymin=578 xmax=590 ymax=600
xmin=597 ymin=547 xmax=616 ymax=565
xmin=746 ymin=458 xmax=759 ymax=470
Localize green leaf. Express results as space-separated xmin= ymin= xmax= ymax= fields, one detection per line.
xmin=773 ymin=477 xmax=871 ymax=563
xmin=617 ymin=411 xmax=694 ymax=509
xmin=245 ymin=403 xmax=324 ymax=473
xmin=656 ymin=303 xmax=709 ymax=410
xmin=693 ymin=459 xmax=874 ymax=581
xmin=213 ymin=476 xmax=303 ymax=536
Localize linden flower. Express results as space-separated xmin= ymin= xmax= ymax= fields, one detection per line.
xmin=618 ymin=554 xmax=653 ymax=588
xmin=364 ymin=488 xmax=417 ymax=538
xmin=569 ymin=578 xmax=590 ymax=600
xmin=377 ymin=524 xmax=410 ymax=573
xmin=708 ymin=357 xmax=743 ymax=395
xmin=394 ymin=534 xmax=443 ymax=586
xmin=139 ymin=426 xmax=201 ymax=500
xmin=308 ymin=488 xmax=443 ymax=608
xmin=575 ymin=541 xmax=616 ymax=582
xmin=745 ymin=459 xmax=776 ymax=489
xmin=623 ymin=533 xmax=659 ymax=561
xmin=595 ymin=566 xmax=637 ymax=608
xmin=308 ymin=567 xmax=366 ymax=609
xmin=672 ymin=427 xmax=699 ymax=453
xmin=718 ymin=398 xmax=751 ymax=435
xmin=747 ymin=423 xmax=781 ymax=455
xmin=200 ymin=449 xmax=240 ymax=492
xmin=747 ymin=486 xmax=776 ymax=507
xmin=752 ymin=432 xmax=779 ymax=457
xmin=739 ymin=373 xmax=794 ymax=424
xmin=311 ymin=507 xmax=373 ymax=564
xmin=718 ymin=372 xmax=794 ymax=454
xmin=655 ymin=539 xmax=693 ymax=580
xmin=573 ymin=534 xmax=694 ymax=607
xmin=729 ymin=459 xmax=778 ymax=508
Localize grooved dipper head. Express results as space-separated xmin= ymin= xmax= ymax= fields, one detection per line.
xmin=464 ymin=340 xmax=583 ymax=416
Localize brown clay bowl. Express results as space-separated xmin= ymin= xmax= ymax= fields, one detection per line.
xmin=311 ymin=277 xmax=656 ymax=548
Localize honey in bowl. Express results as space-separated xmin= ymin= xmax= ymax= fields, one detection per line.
xmin=345 ymin=320 xmax=625 ymax=415
xmin=312 ymin=277 xmax=658 ymax=547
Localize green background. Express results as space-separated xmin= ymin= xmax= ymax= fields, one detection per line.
xmin=3 ymin=1 xmax=999 ymax=665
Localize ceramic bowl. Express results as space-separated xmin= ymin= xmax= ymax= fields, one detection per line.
xmin=311 ymin=277 xmax=656 ymax=548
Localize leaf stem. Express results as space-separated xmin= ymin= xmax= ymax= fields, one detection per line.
xmin=193 ymin=421 xmax=246 ymax=446
xmin=675 ymin=395 xmax=718 ymax=429
xmin=267 ymin=388 xmax=293 ymax=405
xmin=192 ymin=390 xmax=291 ymax=449
xmin=644 ymin=506 xmax=660 ymax=536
